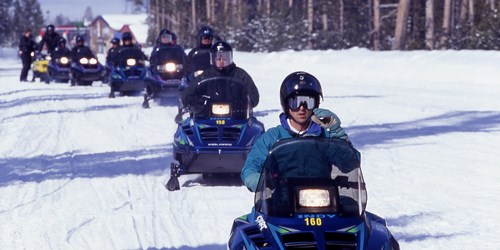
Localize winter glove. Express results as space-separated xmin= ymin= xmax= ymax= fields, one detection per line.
xmin=312 ymin=108 xmax=347 ymax=139
xmin=178 ymin=77 xmax=188 ymax=91
xmin=243 ymin=173 xmax=260 ymax=192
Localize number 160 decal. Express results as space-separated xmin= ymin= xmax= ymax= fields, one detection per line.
xmin=304 ymin=218 xmax=322 ymax=226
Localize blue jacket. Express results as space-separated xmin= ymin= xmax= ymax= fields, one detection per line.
xmin=241 ymin=112 xmax=360 ymax=192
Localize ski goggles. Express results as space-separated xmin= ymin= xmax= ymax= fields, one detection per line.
xmin=287 ymin=95 xmax=317 ymax=111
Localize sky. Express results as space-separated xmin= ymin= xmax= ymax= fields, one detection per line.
xmin=1 ymin=46 xmax=500 ymax=249
xmin=38 ymin=0 xmax=139 ymax=21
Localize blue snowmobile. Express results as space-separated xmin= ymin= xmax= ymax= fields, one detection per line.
xmin=228 ymin=137 xmax=400 ymax=250
xmin=47 ymin=53 xmax=71 ymax=83
xmin=108 ymin=47 xmax=148 ymax=98
xmin=70 ymin=47 xmax=104 ymax=86
xmin=142 ymin=45 xmax=186 ymax=108
xmin=166 ymin=76 xmax=265 ymax=191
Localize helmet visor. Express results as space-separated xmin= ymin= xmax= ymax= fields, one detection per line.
xmin=161 ymin=33 xmax=173 ymax=44
xmin=211 ymin=51 xmax=233 ymax=68
xmin=287 ymin=95 xmax=316 ymax=111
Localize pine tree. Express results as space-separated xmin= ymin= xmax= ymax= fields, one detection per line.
xmin=0 ymin=0 xmax=13 ymax=46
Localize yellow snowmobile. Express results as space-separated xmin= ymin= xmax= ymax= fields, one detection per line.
xmin=31 ymin=52 xmax=50 ymax=83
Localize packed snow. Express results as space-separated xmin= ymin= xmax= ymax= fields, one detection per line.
xmin=1 ymin=47 xmax=500 ymax=249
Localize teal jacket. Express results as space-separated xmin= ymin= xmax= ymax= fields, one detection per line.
xmin=241 ymin=112 xmax=360 ymax=192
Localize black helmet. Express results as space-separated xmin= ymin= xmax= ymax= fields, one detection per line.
xmin=46 ymin=24 xmax=55 ymax=33
xmin=158 ymin=29 xmax=173 ymax=44
xmin=110 ymin=37 xmax=120 ymax=45
xmin=199 ymin=26 xmax=214 ymax=38
xmin=210 ymin=41 xmax=233 ymax=69
xmin=58 ymin=37 xmax=66 ymax=46
xmin=280 ymin=71 xmax=323 ymax=115
xmin=75 ymin=35 xmax=84 ymax=44
xmin=122 ymin=32 xmax=133 ymax=42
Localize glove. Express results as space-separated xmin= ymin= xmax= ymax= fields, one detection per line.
xmin=312 ymin=108 xmax=347 ymax=139
xmin=178 ymin=77 xmax=188 ymax=91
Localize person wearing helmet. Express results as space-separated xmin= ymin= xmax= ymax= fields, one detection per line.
xmin=240 ymin=71 xmax=360 ymax=192
xmin=180 ymin=41 xmax=260 ymax=115
xmin=51 ymin=37 xmax=71 ymax=60
xmin=70 ymin=35 xmax=94 ymax=62
xmin=150 ymin=29 xmax=185 ymax=65
xmin=153 ymin=29 xmax=174 ymax=48
xmin=106 ymin=37 xmax=120 ymax=65
xmin=114 ymin=32 xmax=147 ymax=60
xmin=18 ymin=28 xmax=36 ymax=82
xmin=38 ymin=24 xmax=61 ymax=55
xmin=185 ymin=26 xmax=215 ymax=79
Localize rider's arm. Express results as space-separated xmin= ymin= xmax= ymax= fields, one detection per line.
xmin=241 ymin=127 xmax=285 ymax=192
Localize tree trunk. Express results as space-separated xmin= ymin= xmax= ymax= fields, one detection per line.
xmin=425 ymin=0 xmax=434 ymax=49
xmin=440 ymin=0 xmax=451 ymax=48
xmin=307 ymin=0 xmax=314 ymax=49
xmin=468 ymin=0 xmax=474 ymax=23
xmin=339 ymin=0 xmax=344 ymax=37
xmin=373 ymin=0 xmax=381 ymax=51
xmin=459 ymin=0 xmax=468 ymax=24
xmin=206 ymin=0 xmax=211 ymax=23
xmin=192 ymin=0 xmax=196 ymax=31
xmin=392 ymin=0 xmax=410 ymax=50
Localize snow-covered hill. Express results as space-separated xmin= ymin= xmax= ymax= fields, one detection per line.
xmin=1 ymin=48 xmax=500 ymax=249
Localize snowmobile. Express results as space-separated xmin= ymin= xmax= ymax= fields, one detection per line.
xmin=228 ymin=137 xmax=400 ymax=250
xmin=31 ymin=52 xmax=50 ymax=83
xmin=166 ymin=76 xmax=265 ymax=191
xmin=47 ymin=54 xmax=71 ymax=83
xmin=70 ymin=48 xmax=104 ymax=86
xmin=108 ymin=47 xmax=148 ymax=98
xmin=142 ymin=46 xmax=186 ymax=108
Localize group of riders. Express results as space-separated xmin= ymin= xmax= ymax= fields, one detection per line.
xmin=18 ymin=23 xmax=358 ymax=195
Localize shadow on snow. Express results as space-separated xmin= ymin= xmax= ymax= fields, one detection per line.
xmin=0 ymin=145 xmax=173 ymax=187
xmin=349 ymin=110 xmax=500 ymax=149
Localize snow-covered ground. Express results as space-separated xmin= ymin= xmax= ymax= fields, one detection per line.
xmin=1 ymin=48 xmax=500 ymax=249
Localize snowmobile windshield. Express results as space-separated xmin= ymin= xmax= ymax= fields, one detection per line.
xmin=150 ymin=46 xmax=185 ymax=67
xmin=73 ymin=47 xmax=95 ymax=61
xmin=190 ymin=76 xmax=250 ymax=120
xmin=114 ymin=47 xmax=146 ymax=67
xmin=254 ymin=137 xmax=366 ymax=217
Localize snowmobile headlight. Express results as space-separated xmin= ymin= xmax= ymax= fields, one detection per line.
xmin=30 ymin=52 xmax=35 ymax=57
xmin=79 ymin=58 xmax=89 ymax=64
xmin=89 ymin=58 xmax=98 ymax=65
xmin=59 ymin=57 xmax=69 ymax=64
xmin=212 ymin=103 xmax=230 ymax=115
xmin=126 ymin=58 xmax=137 ymax=66
xmin=298 ymin=189 xmax=331 ymax=207
xmin=46 ymin=55 xmax=52 ymax=61
xmin=164 ymin=62 xmax=176 ymax=72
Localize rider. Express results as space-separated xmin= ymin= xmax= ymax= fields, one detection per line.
xmin=106 ymin=37 xmax=120 ymax=66
xmin=180 ymin=41 xmax=260 ymax=115
xmin=185 ymin=26 xmax=215 ymax=79
xmin=149 ymin=29 xmax=186 ymax=65
xmin=51 ymin=37 xmax=71 ymax=59
xmin=240 ymin=71 xmax=360 ymax=192
xmin=70 ymin=35 xmax=94 ymax=62
xmin=38 ymin=24 xmax=61 ymax=55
